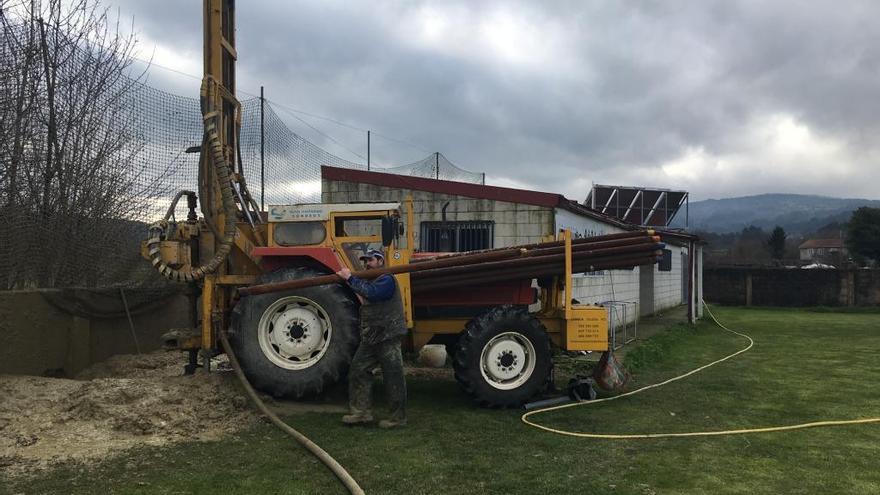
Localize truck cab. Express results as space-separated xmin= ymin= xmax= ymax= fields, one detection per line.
xmin=230 ymin=200 xmax=554 ymax=407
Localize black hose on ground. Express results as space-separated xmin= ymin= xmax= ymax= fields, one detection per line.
xmin=218 ymin=330 xmax=365 ymax=495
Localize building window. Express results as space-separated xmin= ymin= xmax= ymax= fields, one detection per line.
xmin=659 ymin=249 xmax=672 ymax=271
xmin=420 ymin=221 xmax=494 ymax=252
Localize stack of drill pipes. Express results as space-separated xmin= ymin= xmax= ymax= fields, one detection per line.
xmin=411 ymin=250 xmax=664 ymax=293
xmin=404 ymin=235 xmax=661 ymax=281
xmin=473 ymin=234 xmax=661 ymax=260
xmin=411 ymin=251 xmax=663 ymax=289
xmin=411 ymin=253 xmax=662 ymax=293
xmin=410 ymin=230 xmax=654 ymax=263
xmin=410 ymin=238 xmax=663 ymax=281
xmin=238 ymin=231 xmax=656 ymax=296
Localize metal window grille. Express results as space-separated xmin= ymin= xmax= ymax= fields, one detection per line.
xmin=420 ymin=221 xmax=494 ymax=252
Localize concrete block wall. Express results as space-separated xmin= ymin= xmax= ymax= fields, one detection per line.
xmin=0 ymin=289 xmax=191 ymax=376
xmin=704 ymin=267 xmax=880 ymax=306
xmin=854 ymin=269 xmax=880 ymax=305
xmin=322 ymin=179 xmax=554 ymax=249
xmin=574 ymin=269 xmax=641 ymax=305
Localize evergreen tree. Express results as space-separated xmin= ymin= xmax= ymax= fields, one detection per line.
xmin=846 ymin=207 xmax=880 ymax=263
xmin=766 ymin=226 xmax=787 ymax=260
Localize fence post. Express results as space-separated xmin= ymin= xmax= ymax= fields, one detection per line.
xmin=260 ymin=86 xmax=265 ymax=211
xmin=840 ymin=270 xmax=856 ymax=306
xmin=745 ymin=273 xmax=753 ymax=306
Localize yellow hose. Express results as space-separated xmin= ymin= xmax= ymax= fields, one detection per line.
xmin=521 ymin=302 xmax=880 ymax=439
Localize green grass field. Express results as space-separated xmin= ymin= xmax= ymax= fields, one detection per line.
xmin=6 ymin=307 xmax=880 ymax=495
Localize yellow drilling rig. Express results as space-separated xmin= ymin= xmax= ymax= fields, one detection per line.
xmin=144 ymin=0 xmax=662 ymax=407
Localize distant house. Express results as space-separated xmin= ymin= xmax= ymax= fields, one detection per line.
xmin=798 ymin=239 xmax=847 ymax=262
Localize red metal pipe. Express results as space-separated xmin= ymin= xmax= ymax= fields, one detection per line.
xmin=412 ymin=230 xmax=655 ymax=263
xmin=411 ymin=251 xmax=663 ymax=289
xmin=412 ymin=242 xmax=665 ymax=280
xmin=412 ymin=254 xmax=662 ymax=293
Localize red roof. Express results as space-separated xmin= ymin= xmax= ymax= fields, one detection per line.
xmin=321 ymin=166 xmax=563 ymax=207
xmin=321 ymin=166 xmax=698 ymax=241
xmin=799 ymin=238 xmax=845 ymax=249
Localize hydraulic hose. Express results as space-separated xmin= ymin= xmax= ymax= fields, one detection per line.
xmin=218 ymin=330 xmax=365 ymax=495
xmin=146 ymin=77 xmax=237 ymax=282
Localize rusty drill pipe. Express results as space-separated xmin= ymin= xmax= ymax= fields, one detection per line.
xmin=411 ymin=230 xmax=655 ymax=263
xmin=413 ymin=254 xmax=662 ymax=293
xmin=411 ymin=241 xmax=665 ymax=280
xmin=477 ymin=235 xmax=661 ymax=261
xmin=406 ymin=233 xmax=657 ymax=271
xmin=412 ymin=254 xmax=662 ymax=293
xmin=411 ymin=242 xmax=664 ymax=282
xmin=412 ymin=251 xmax=662 ymax=289
xmin=410 ymin=251 xmax=664 ymax=291
xmin=238 ymin=235 xmax=659 ymax=296
xmin=238 ymin=247 xmax=528 ymax=296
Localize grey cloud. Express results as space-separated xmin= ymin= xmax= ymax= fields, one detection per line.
xmin=107 ymin=0 xmax=880 ymax=200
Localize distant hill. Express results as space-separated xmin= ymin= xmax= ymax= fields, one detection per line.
xmin=670 ymin=194 xmax=880 ymax=235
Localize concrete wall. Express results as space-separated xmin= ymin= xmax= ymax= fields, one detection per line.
xmin=322 ymin=179 xmax=555 ymax=248
xmin=0 ymin=289 xmax=191 ymax=376
xmin=704 ymin=268 xmax=880 ymax=306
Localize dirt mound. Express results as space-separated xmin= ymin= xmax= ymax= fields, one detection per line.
xmin=0 ymin=351 xmax=255 ymax=478
xmin=74 ymin=351 xmax=185 ymax=380
xmin=0 ymin=350 xmax=456 ymax=479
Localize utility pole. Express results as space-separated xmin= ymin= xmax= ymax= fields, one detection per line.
xmin=367 ymin=130 xmax=371 ymax=171
xmin=435 ymin=152 xmax=440 ymax=179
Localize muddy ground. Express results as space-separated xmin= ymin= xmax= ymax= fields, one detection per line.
xmin=0 ymin=351 xmax=257 ymax=478
xmin=0 ymin=350 xmax=452 ymax=479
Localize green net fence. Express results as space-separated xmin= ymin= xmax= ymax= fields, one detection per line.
xmin=0 ymin=19 xmax=484 ymax=290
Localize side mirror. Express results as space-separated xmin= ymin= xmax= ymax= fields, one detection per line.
xmin=381 ymin=216 xmax=394 ymax=247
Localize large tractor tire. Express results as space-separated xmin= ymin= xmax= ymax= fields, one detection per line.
xmin=452 ymin=305 xmax=553 ymax=407
xmin=231 ymin=268 xmax=359 ymax=398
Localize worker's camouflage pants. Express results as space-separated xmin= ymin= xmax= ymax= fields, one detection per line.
xmin=348 ymin=336 xmax=406 ymax=422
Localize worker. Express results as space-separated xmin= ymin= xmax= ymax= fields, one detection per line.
xmin=336 ymin=249 xmax=408 ymax=429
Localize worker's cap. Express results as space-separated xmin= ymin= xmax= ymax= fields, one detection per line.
xmin=358 ymin=249 xmax=385 ymax=261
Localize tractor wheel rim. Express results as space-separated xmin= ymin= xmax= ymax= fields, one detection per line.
xmin=257 ymin=296 xmax=332 ymax=370
xmin=479 ymin=331 xmax=536 ymax=390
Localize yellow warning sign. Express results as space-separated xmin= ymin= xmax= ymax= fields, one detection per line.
xmin=565 ymin=306 xmax=609 ymax=351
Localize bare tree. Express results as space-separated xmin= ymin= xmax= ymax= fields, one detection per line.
xmin=1 ymin=0 xmax=149 ymax=288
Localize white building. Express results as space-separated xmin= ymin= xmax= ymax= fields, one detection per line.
xmin=798 ymin=238 xmax=847 ymax=262
xmin=321 ymin=166 xmax=703 ymax=323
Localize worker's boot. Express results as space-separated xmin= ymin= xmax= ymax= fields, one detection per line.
xmin=341 ymin=413 xmax=374 ymax=425
xmin=378 ymin=418 xmax=406 ymax=429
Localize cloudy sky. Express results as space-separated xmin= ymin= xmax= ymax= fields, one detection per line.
xmin=107 ymin=0 xmax=880 ymax=201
